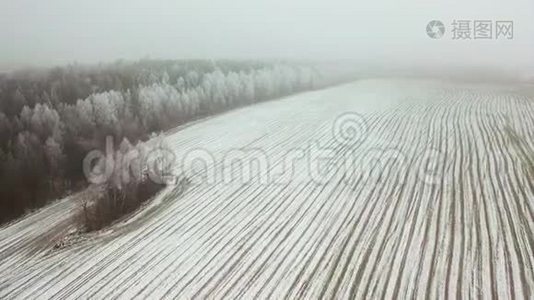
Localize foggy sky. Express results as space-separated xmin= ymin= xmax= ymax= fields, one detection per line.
xmin=1 ymin=0 xmax=533 ymax=73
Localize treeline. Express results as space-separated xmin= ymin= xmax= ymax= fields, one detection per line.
xmin=0 ymin=59 xmax=323 ymax=223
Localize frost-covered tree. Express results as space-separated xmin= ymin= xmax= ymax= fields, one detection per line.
xmin=0 ymin=59 xmax=334 ymax=223
xmin=30 ymin=104 xmax=63 ymax=141
xmin=74 ymin=98 xmax=96 ymax=135
xmin=0 ymin=112 xmax=11 ymax=147
xmin=44 ymin=136 xmax=65 ymax=190
xmin=91 ymin=91 xmax=123 ymax=130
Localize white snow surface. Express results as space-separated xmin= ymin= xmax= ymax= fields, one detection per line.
xmin=1 ymin=79 xmax=534 ymax=299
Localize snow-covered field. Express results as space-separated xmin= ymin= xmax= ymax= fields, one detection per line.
xmin=1 ymin=79 xmax=534 ymax=299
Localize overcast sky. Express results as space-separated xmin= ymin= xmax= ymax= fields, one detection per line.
xmin=1 ymin=0 xmax=533 ymax=73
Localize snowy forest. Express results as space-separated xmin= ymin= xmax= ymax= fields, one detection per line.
xmin=0 ymin=60 xmax=328 ymax=223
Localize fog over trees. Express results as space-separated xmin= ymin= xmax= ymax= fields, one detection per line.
xmin=0 ymin=60 xmax=330 ymax=223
